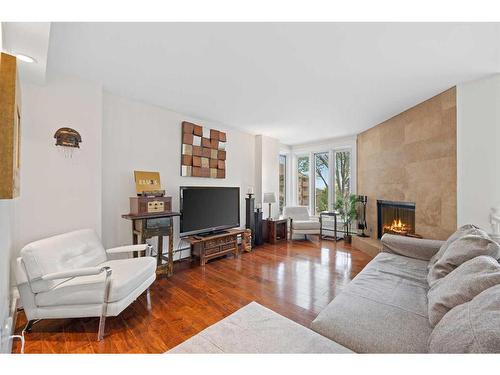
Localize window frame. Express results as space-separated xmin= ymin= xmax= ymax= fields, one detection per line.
xmin=295 ymin=153 xmax=311 ymax=208
xmin=332 ymin=148 xmax=353 ymax=207
xmin=291 ymin=147 xmax=353 ymax=215
xmin=278 ymin=154 xmax=287 ymax=214
xmin=313 ymin=151 xmax=330 ymax=215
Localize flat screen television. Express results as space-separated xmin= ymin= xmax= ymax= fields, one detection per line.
xmin=180 ymin=186 xmax=240 ymax=237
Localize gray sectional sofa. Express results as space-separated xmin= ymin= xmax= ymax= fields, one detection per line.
xmin=170 ymin=226 xmax=500 ymax=353
xmin=312 ymin=228 xmax=500 ymax=353
xmin=312 ymin=235 xmax=443 ymax=353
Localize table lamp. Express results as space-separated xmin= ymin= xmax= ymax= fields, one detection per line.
xmin=263 ymin=192 xmax=276 ymax=220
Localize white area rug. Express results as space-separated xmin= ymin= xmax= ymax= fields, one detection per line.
xmin=168 ymin=301 xmax=352 ymax=353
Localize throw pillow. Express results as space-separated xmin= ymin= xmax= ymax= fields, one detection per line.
xmin=427 ymin=255 xmax=500 ymax=327
xmin=427 ymin=234 xmax=500 ymax=286
xmin=429 ymin=284 xmax=500 ymax=353
xmin=428 ymin=224 xmax=484 ymax=269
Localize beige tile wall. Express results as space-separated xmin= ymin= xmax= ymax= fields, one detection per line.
xmin=357 ymin=87 xmax=457 ymax=240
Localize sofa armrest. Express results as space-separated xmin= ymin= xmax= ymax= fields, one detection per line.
xmin=106 ymin=244 xmax=151 ymax=256
xmin=381 ymin=234 xmax=445 ymax=261
xmin=40 ymin=266 xmax=110 ymax=281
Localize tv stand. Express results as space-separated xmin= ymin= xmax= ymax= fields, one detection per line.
xmin=195 ymin=230 xmax=229 ymax=238
xmin=185 ymin=228 xmax=246 ymax=265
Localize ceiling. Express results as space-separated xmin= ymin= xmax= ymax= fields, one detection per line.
xmin=2 ymin=22 xmax=51 ymax=85
xmin=17 ymin=23 xmax=500 ymax=144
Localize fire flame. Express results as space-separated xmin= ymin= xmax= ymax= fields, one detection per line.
xmin=385 ymin=218 xmax=410 ymax=235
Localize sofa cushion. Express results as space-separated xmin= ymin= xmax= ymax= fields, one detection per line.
xmin=427 ymin=235 xmax=500 ymax=286
xmin=102 ymin=257 xmax=156 ymax=302
xmin=20 ymin=229 xmax=107 ymax=293
xmin=428 ymin=256 xmax=500 ymax=327
xmin=381 ymin=234 xmax=444 ymax=261
xmin=292 ymin=220 xmax=320 ymax=230
xmin=429 ymin=285 xmax=500 ymax=353
xmin=311 ymin=252 xmax=432 ymax=353
xmin=35 ymin=257 xmax=156 ymax=307
xmin=428 ymin=224 xmax=484 ymax=269
xmin=169 ymin=301 xmax=352 ymax=353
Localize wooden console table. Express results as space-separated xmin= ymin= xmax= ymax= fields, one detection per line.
xmin=184 ymin=228 xmax=245 ymax=266
xmin=262 ymin=218 xmax=288 ymax=244
xmin=121 ymin=211 xmax=181 ymax=276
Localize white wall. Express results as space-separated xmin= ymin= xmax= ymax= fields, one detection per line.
xmin=0 ymin=24 xmax=13 ymax=352
xmin=254 ymin=135 xmax=280 ymax=219
xmin=0 ymin=200 xmax=15 ymax=353
xmin=102 ymin=92 xmax=255 ymax=254
xmin=15 ymin=74 xmax=103 ymax=251
xmin=457 ymin=74 xmax=500 ymax=231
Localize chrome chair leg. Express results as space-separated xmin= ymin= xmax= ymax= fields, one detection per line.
xmin=97 ymin=266 xmax=112 ymax=341
xmin=97 ymin=315 xmax=106 ymax=341
xmin=146 ymin=287 xmax=152 ymax=311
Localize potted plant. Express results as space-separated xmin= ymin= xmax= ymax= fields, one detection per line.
xmin=335 ymin=192 xmax=358 ymax=244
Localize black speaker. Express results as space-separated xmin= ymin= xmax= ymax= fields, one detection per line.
xmin=254 ymin=209 xmax=264 ymax=246
xmin=245 ymin=195 xmax=256 ymax=245
xmin=245 ymin=195 xmax=255 ymax=229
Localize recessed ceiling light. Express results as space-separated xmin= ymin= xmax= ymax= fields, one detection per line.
xmin=15 ymin=54 xmax=36 ymax=63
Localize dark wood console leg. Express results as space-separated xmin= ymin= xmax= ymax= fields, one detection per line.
xmin=167 ymin=225 xmax=174 ymax=276
xmin=157 ymin=235 xmax=163 ymax=269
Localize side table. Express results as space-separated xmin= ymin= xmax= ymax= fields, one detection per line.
xmin=319 ymin=211 xmax=339 ymax=240
xmin=121 ymin=211 xmax=181 ymax=276
xmin=262 ymin=218 xmax=288 ymax=244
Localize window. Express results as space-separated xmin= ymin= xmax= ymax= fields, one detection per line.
xmin=279 ymin=154 xmax=287 ymax=214
xmin=297 ymin=156 xmax=309 ymax=206
xmin=314 ymin=152 xmax=329 ymax=214
xmin=293 ymin=149 xmax=352 ymax=214
xmin=334 ymin=150 xmax=351 ymax=204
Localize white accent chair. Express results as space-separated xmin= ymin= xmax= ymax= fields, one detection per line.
xmin=14 ymin=229 xmax=156 ymax=340
xmin=284 ymin=206 xmax=321 ymax=240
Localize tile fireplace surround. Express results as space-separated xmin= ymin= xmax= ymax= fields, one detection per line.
xmin=357 ymin=87 xmax=457 ymax=241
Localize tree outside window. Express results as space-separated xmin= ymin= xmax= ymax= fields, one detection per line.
xmin=314 ymin=153 xmax=329 ymax=213
xmin=296 ymin=151 xmax=351 ymax=213
xmin=335 ymin=151 xmax=351 ymax=206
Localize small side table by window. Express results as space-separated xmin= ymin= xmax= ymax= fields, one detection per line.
xmin=262 ymin=218 xmax=288 ymax=244
xmin=319 ymin=211 xmax=339 ymax=241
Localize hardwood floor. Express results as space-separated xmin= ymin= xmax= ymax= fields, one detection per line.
xmin=12 ymin=238 xmax=372 ymax=354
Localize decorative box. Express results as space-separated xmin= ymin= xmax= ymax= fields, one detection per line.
xmin=129 ymin=196 xmax=172 ymax=215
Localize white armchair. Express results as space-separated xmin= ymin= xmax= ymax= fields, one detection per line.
xmin=14 ymin=229 xmax=156 ymax=340
xmin=283 ymin=206 xmax=321 ymax=240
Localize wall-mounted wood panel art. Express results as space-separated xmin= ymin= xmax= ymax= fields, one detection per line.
xmin=181 ymin=121 xmax=226 ymax=178
xmin=0 ymin=53 xmax=21 ymax=199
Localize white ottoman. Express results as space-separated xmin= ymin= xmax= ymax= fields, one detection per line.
xmin=168 ymin=301 xmax=352 ymax=353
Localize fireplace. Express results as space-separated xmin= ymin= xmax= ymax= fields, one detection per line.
xmin=377 ymin=200 xmax=416 ymax=239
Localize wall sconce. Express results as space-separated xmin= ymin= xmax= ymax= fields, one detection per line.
xmin=54 ymin=127 xmax=82 ymax=158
